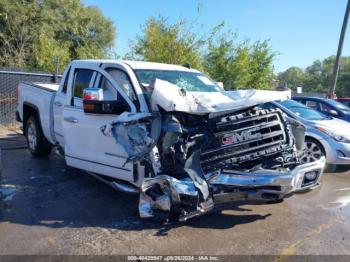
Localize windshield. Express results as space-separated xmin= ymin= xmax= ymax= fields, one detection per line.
xmin=134 ymin=70 xmax=221 ymax=92
xmin=277 ymin=100 xmax=326 ymax=120
xmin=326 ymin=99 xmax=350 ymax=112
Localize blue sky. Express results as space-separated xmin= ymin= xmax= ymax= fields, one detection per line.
xmin=83 ymin=0 xmax=349 ymax=72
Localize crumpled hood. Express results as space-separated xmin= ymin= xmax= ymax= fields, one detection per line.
xmin=150 ymin=79 xmax=291 ymax=117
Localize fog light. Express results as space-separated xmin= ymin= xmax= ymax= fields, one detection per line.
xmin=305 ymin=171 xmax=317 ymax=181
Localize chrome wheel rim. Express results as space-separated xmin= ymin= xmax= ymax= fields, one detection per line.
xmin=301 ymin=141 xmax=323 ymax=163
xmin=27 ymin=123 xmax=37 ymax=151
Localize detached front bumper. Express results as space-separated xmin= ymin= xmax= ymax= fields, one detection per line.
xmin=139 ymin=157 xmax=326 ymax=221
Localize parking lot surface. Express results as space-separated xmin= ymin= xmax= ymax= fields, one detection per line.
xmin=1 ymin=128 xmax=350 ymax=256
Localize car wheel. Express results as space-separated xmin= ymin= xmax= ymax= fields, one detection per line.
xmin=25 ymin=116 xmax=52 ymax=157
xmin=301 ymin=138 xmax=325 ymax=164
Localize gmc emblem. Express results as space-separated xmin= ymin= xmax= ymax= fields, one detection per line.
xmin=222 ymin=130 xmax=262 ymax=146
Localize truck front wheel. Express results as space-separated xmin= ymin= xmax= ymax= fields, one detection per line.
xmin=25 ymin=116 xmax=52 ymax=157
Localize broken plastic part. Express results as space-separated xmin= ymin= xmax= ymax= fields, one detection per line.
xmin=139 ymin=157 xmax=325 ymax=221
xmin=101 ymin=112 xmax=161 ymax=164
xmin=139 ymin=150 xmax=217 ymax=221
xmin=285 ymin=116 xmax=306 ymax=152
xmin=139 ymin=175 xmax=198 ymax=218
xmin=184 ymin=150 xmax=210 ymax=201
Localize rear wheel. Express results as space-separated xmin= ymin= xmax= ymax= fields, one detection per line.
xmin=301 ymin=138 xmax=325 ymax=164
xmin=25 ymin=116 xmax=52 ymax=157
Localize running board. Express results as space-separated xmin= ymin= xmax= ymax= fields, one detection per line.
xmin=87 ymin=171 xmax=139 ymax=194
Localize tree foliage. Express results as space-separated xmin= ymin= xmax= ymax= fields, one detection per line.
xmin=1 ymin=2 xmax=277 ymax=90
xmin=0 ymin=0 xmax=115 ymax=72
xmin=277 ymin=66 xmax=304 ymax=90
xmin=128 ymin=16 xmax=276 ymax=90
xmin=128 ymin=16 xmax=208 ymax=70
xmin=204 ymin=35 xmax=251 ymax=88
xmin=278 ymin=56 xmax=350 ymax=97
xmin=246 ymin=41 xmax=275 ymax=89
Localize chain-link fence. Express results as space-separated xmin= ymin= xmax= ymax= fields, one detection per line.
xmin=0 ymin=67 xmax=62 ymax=128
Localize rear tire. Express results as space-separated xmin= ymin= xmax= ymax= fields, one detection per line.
xmin=25 ymin=116 xmax=52 ymax=157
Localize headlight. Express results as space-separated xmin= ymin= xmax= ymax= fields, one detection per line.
xmin=317 ymin=127 xmax=350 ymax=143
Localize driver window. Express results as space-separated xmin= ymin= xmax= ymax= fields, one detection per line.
xmin=319 ymin=103 xmax=333 ymax=114
xmin=72 ymin=69 xmax=94 ymax=106
xmin=99 ymin=76 xmax=118 ymax=101
xmin=106 ymin=68 xmax=137 ymax=101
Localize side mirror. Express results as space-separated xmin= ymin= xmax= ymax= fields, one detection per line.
xmin=83 ymin=88 xmax=130 ymax=115
xmin=329 ymin=109 xmax=338 ymax=116
xmin=83 ymin=88 xmax=104 ymax=101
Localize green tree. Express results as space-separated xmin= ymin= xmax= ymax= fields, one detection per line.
xmin=204 ymin=35 xmax=250 ymax=88
xmin=246 ymin=40 xmax=275 ymax=89
xmin=204 ymin=35 xmax=275 ymax=90
xmin=278 ymin=56 xmax=350 ymax=97
xmin=336 ymin=57 xmax=350 ymax=97
xmin=303 ymin=58 xmax=331 ymax=93
xmin=129 ymin=16 xmax=276 ymax=90
xmin=277 ymin=66 xmax=304 ymax=90
xmin=0 ymin=0 xmax=116 ymax=72
xmin=128 ymin=16 xmax=210 ymax=70
xmin=0 ymin=0 xmax=40 ymax=67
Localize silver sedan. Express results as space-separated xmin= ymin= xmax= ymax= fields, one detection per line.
xmin=264 ymin=100 xmax=350 ymax=165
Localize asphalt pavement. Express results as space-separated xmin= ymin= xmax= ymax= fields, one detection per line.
xmin=1 ymin=128 xmax=350 ymax=256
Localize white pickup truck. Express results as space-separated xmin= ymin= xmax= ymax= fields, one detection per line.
xmin=17 ymin=60 xmax=325 ymax=221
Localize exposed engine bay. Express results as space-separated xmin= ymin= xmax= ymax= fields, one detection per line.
xmin=158 ymin=107 xmax=303 ymax=176
xmin=101 ymin=81 xmax=325 ymax=221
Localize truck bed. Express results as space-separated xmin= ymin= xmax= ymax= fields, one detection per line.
xmin=21 ymin=82 xmax=59 ymax=92
xmin=17 ymin=81 xmax=59 ymax=144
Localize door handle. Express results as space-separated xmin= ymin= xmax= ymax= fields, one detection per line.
xmin=64 ymin=117 xmax=79 ymax=123
xmin=54 ymin=101 xmax=62 ymax=107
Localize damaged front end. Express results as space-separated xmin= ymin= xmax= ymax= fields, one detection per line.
xmin=102 ymin=94 xmax=325 ymax=221
xmin=138 ymin=107 xmax=324 ymax=221
xmin=140 ymin=157 xmax=325 ymax=221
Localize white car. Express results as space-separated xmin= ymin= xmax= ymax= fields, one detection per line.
xmin=16 ymin=60 xmax=325 ymax=221
xmin=267 ymin=100 xmax=350 ymax=165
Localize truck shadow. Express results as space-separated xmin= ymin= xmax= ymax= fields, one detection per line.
xmin=1 ymin=178 xmax=272 ymax=236
xmin=1 ymin=162 xmax=272 ymax=236
xmin=3 ymin=133 xmax=341 ymax=236
xmin=152 ymin=212 xmax=272 ymax=236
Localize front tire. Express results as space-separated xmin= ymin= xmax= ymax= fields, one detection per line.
xmin=301 ymin=138 xmax=325 ymax=164
xmin=25 ymin=116 xmax=52 ymax=157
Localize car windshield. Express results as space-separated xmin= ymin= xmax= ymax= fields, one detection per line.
xmin=277 ymin=100 xmax=326 ymax=120
xmin=134 ymin=70 xmax=221 ymax=92
xmin=326 ymin=99 xmax=350 ymax=112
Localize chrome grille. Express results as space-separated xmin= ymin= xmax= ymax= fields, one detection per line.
xmin=201 ymin=109 xmax=290 ymax=166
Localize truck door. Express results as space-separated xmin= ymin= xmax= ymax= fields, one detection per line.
xmin=52 ymin=66 xmax=71 ymax=145
xmin=62 ymin=65 xmax=143 ymax=185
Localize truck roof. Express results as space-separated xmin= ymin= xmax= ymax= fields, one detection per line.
xmin=72 ymin=59 xmax=200 ymax=73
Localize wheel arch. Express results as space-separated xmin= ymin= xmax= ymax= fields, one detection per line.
xmin=23 ymin=102 xmax=43 ymax=136
xmin=304 ymin=135 xmax=327 ymax=157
